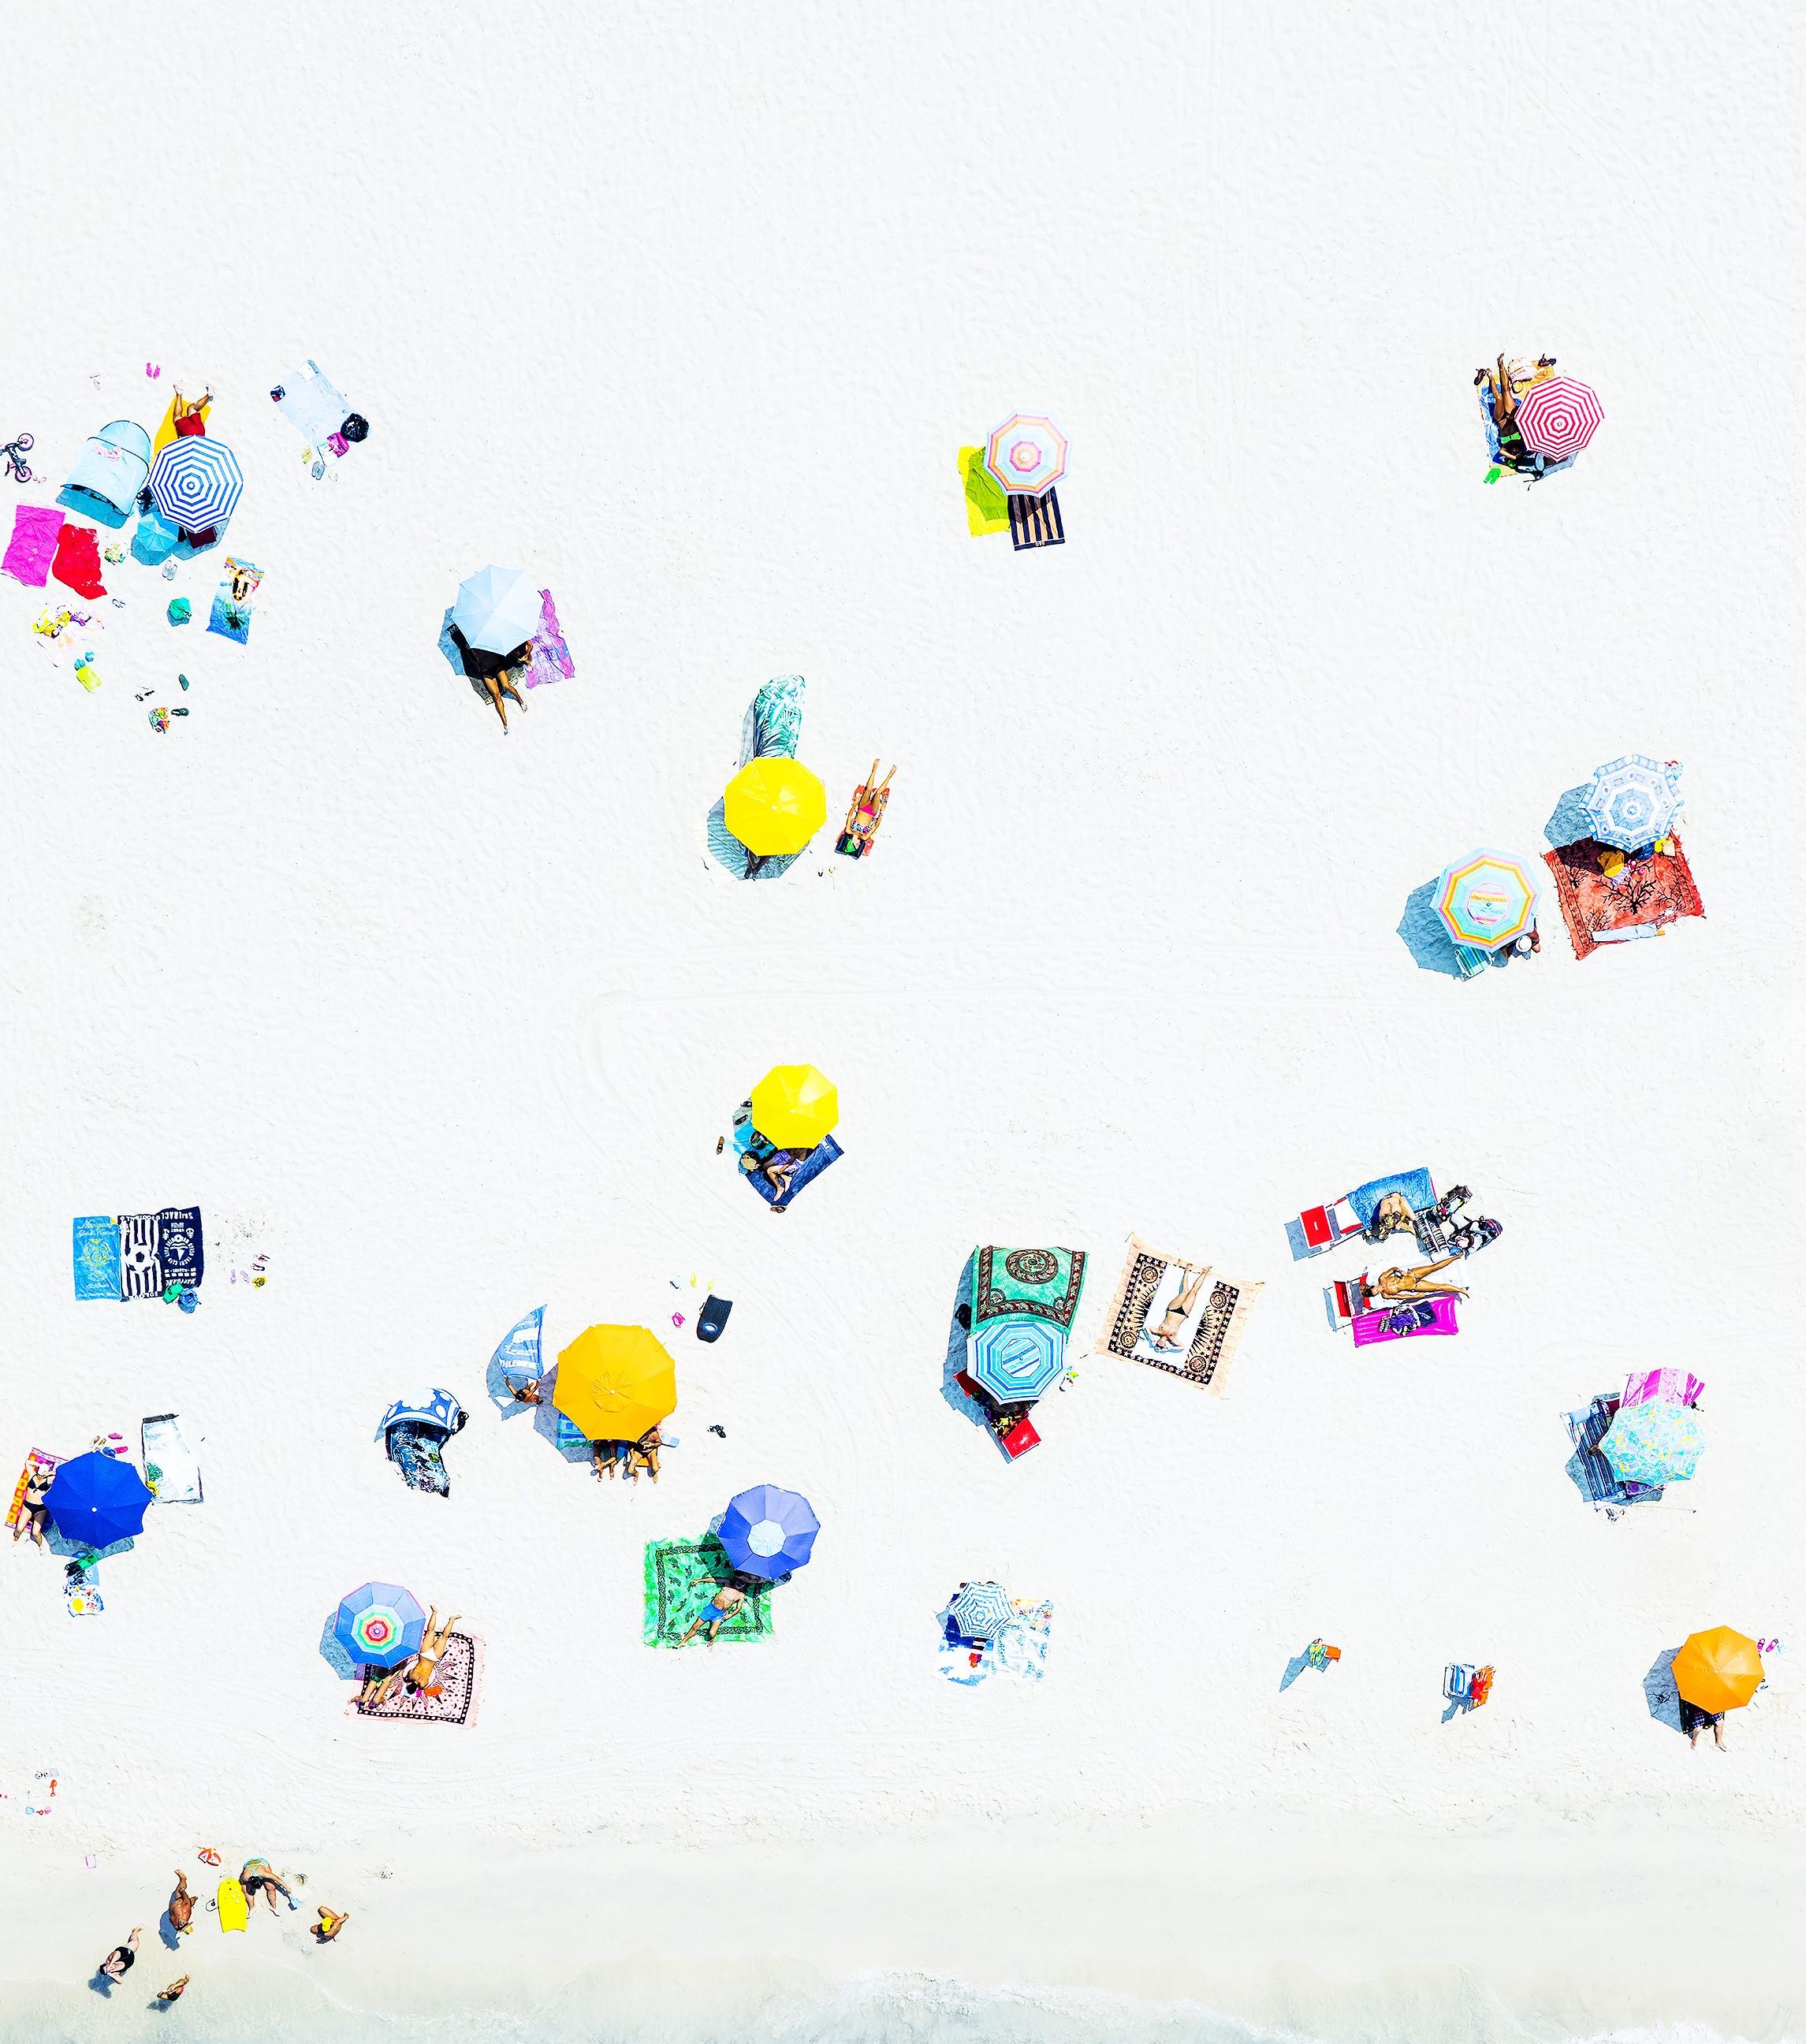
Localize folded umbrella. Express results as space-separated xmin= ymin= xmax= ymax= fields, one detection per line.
xmin=719 ymin=1484 xmax=819 ymax=1580
xmin=43 ymin=1450 xmax=154 ymax=1547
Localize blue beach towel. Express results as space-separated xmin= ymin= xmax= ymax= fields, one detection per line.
xmin=73 ymin=1217 xmax=121 ymax=1300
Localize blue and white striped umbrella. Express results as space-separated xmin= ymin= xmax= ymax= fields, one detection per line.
xmin=148 ymin=437 xmax=244 ymax=533
xmin=970 ymin=1316 xmax=1064 ymax=1402
xmin=947 ymin=1582 xmax=1016 ymax=1640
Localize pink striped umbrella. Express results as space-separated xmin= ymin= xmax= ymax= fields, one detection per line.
xmin=1622 ymin=1367 xmax=1704 ymax=1409
xmin=1514 ymin=376 xmax=1603 ymax=458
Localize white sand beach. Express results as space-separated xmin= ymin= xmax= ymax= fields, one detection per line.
xmin=3 ymin=6 xmax=1804 ymax=2041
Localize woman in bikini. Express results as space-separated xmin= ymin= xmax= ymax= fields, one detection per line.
xmin=171 ymin=387 xmax=213 ymax=437
xmin=1373 ymin=1257 xmax=1469 ymax=1303
xmin=12 ymin=1468 xmax=50 ymax=1546
xmin=404 ymin=1606 xmax=461 ymax=1696
xmin=1147 ymin=1264 xmax=1208 ymax=1350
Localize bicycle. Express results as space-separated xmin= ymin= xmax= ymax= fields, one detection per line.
xmin=2 ymin=432 xmax=33 ymax=482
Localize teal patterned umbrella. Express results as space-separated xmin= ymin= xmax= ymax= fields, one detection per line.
xmin=1600 ymin=1400 xmax=1704 ymax=1486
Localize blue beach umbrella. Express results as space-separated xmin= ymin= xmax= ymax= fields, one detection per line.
xmin=947 ymin=1582 xmax=1016 ymax=1641
xmin=1584 ymin=755 xmax=1683 ymax=851
xmin=970 ymin=1316 xmax=1064 ymax=1402
xmin=719 ymin=1484 xmax=820 ymax=1580
xmin=148 ymin=437 xmax=244 ymax=533
xmin=334 ymin=1581 xmax=426 ymax=1668
xmin=43 ymin=1451 xmax=154 ymax=1547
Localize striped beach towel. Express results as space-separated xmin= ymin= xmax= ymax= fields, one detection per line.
xmin=1008 ymin=490 xmax=1064 ymax=550
xmin=1564 ymin=1397 xmax=1664 ymax=1510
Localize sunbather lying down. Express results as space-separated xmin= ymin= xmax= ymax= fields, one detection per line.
xmin=1373 ymin=1257 xmax=1468 ymax=1302
xmin=359 ymin=1605 xmax=461 ymax=1707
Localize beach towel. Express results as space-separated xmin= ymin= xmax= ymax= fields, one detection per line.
xmin=117 ymin=1212 xmax=163 ymax=1300
xmin=1543 ymin=835 xmax=1704 ymax=960
xmin=207 ymin=559 xmax=261 ymax=644
xmin=2 ymin=504 xmax=65 ymax=587
xmin=274 ymin=361 xmax=353 ymax=447
xmin=971 ymin=1246 xmax=1088 ymax=1332
xmin=1008 ymin=490 xmax=1065 ymax=550
xmin=1564 ymin=1397 xmax=1664 ymax=1511
xmin=732 ymin=1102 xmax=843 ymax=1208
xmin=1286 ymin=1169 xmax=1435 ymax=1260
xmin=6 ymin=1450 xmax=61 ymax=1532
xmin=739 ymin=673 xmax=806 ymax=765
xmin=72 ymin=1216 xmax=122 ymax=1300
xmin=523 ymin=590 xmax=574 ymax=689
xmin=140 ymin=1416 xmax=202 ymax=1503
xmin=642 ymin=1536 xmax=774 ymax=1647
xmin=553 ymin=1410 xmax=590 ymax=1454
xmin=383 ymin=1424 xmax=452 ymax=1496
xmin=937 ymin=1599 xmax=1053 ymax=1685
xmin=155 ymin=1208 xmax=204 ymax=1293
xmin=1351 ymin=1298 xmax=1459 ymax=1346
xmin=1093 ymin=1238 xmax=1258 ymax=1392
xmin=351 ymin=1632 xmax=484 ymax=1726
xmin=1622 ymin=1367 xmax=1704 ymax=1409
xmin=491 ymin=1306 xmax=545 ymax=1380
xmin=956 ymin=446 xmax=1011 ymax=537
xmin=51 ymin=523 xmax=106 ymax=600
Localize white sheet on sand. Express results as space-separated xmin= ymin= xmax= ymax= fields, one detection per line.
xmin=141 ymin=1414 xmax=202 ymax=1504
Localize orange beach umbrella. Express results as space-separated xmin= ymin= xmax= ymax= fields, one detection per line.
xmin=1672 ymin=1627 xmax=1763 ymax=1715
xmin=553 ymin=1324 xmax=676 ymax=1443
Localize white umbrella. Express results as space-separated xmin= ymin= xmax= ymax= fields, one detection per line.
xmin=452 ymin=566 xmax=542 ymax=655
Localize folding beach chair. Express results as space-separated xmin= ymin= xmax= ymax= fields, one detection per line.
xmin=1443 ymin=1663 xmax=1476 ymax=1703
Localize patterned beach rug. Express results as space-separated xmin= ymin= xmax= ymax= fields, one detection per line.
xmin=6 ymin=1449 xmax=61 ymax=1531
xmin=349 ymin=1632 xmax=484 ymax=1726
xmin=937 ymin=1599 xmax=1054 ymax=1686
xmin=1543 ymin=836 xmax=1704 ymax=960
xmin=643 ymin=1536 xmax=774 ymax=1648
xmin=1093 ymin=1238 xmax=1262 ymax=1394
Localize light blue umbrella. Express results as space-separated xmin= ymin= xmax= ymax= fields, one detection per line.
xmin=1585 ymin=755 xmax=1683 ymax=851
xmin=148 ymin=437 xmax=244 ymax=533
xmin=452 ymin=565 xmax=542 ymax=655
xmin=1601 ymin=1400 xmax=1704 ymax=1487
xmin=947 ymin=1582 xmax=1015 ymax=1640
xmin=333 ymin=1581 xmax=426 ymax=1668
xmin=719 ymin=1484 xmax=819 ymax=1580
xmin=970 ymin=1317 xmax=1064 ymax=1402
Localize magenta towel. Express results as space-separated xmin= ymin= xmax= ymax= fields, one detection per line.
xmin=1351 ymin=1296 xmax=1460 ymax=1346
xmin=2 ymin=504 xmax=65 ymax=586
xmin=524 ymin=588 xmax=575 ymax=690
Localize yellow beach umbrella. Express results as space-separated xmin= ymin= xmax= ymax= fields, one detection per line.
xmin=724 ymin=758 xmax=827 ymax=857
xmin=553 ymin=1324 xmax=676 ymax=1442
xmin=751 ymin=1063 xmax=839 ymax=1149
xmin=1673 ymin=1627 xmax=1763 ymax=1715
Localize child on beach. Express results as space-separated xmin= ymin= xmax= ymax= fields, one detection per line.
xmin=155 ymin=1975 xmax=190 ymax=2005
xmin=313 ymin=1906 xmax=350 ymax=1943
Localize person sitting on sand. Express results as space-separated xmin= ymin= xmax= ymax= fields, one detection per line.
xmin=12 ymin=1467 xmax=50 ymax=1547
xmin=240 ymin=1860 xmax=296 ymax=1912
xmin=681 ymin=1580 xmax=747 ymax=1644
xmin=359 ymin=1661 xmax=408 ymax=1708
xmin=171 ymin=387 xmax=212 ymax=437
xmin=1373 ymin=1257 xmax=1469 ymax=1303
xmin=167 ymin=1870 xmax=194 ymax=1935
xmin=508 ymin=1377 xmax=543 ymax=1405
xmin=98 ymin=1927 xmax=141 ymax=1979
xmin=1362 ymin=1190 xmax=1419 ymax=1245
xmin=404 ymin=1605 xmax=461 ymax=1696
xmin=1682 ymin=1700 xmax=1727 ymax=1751
xmin=592 ymin=1438 xmax=631 ymax=1480
xmin=156 ymin=1975 xmax=190 ymax=2005
xmin=625 ymin=1425 xmax=662 ymax=1484
xmin=313 ymin=1906 xmax=350 ymax=1944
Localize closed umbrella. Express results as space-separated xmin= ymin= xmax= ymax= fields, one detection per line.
xmin=1584 ymin=755 xmax=1683 ymax=851
xmin=452 ymin=566 xmax=543 ymax=656
xmin=719 ymin=1484 xmax=819 ymax=1580
xmin=1673 ymin=1627 xmax=1763 ymax=1715
xmin=334 ymin=1581 xmax=426 ymax=1669
xmin=970 ymin=1317 xmax=1064 ymax=1402
xmin=1435 ymin=848 xmax=1540 ymax=951
xmin=553 ymin=1324 xmax=676 ymax=1442
xmin=724 ymin=758 xmax=827 ymax=856
xmin=1514 ymin=376 xmax=1603 ymax=458
xmin=148 ymin=438 xmax=244 ymax=534
xmin=750 ymin=1063 xmax=838 ymax=1149
xmin=43 ymin=1451 xmax=154 ymax=1547
xmin=1601 ymin=1399 xmax=1704 ymax=1486
xmin=982 ymin=414 xmax=1067 ymax=499
xmin=947 ymin=1581 xmax=1016 ymax=1640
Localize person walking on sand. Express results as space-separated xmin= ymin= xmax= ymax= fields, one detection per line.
xmin=155 ymin=1975 xmax=190 ymax=2005
xmin=98 ymin=1927 xmax=141 ymax=1980
xmin=313 ymin=1906 xmax=350 ymax=1944
xmin=681 ymin=1580 xmax=746 ymax=1644
xmin=167 ymin=1870 xmax=194 ymax=1935
xmin=240 ymin=1859 xmax=297 ymax=1912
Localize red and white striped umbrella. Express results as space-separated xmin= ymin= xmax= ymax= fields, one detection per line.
xmin=1514 ymin=376 xmax=1602 ymax=458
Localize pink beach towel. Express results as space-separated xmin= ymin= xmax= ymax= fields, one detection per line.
xmin=2 ymin=505 xmax=66 ymax=587
xmin=523 ymin=589 xmax=574 ymax=690
xmin=1351 ymin=1297 xmax=1459 ymax=1346
xmin=1622 ymin=1367 xmax=1704 ymax=1408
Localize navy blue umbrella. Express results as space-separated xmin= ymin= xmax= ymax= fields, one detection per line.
xmin=720 ymin=1484 xmax=819 ymax=1580
xmin=43 ymin=1451 xmax=154 ymax=1547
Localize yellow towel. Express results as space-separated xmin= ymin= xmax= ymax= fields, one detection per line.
xmin=958 ymin=446 xmax=1010 ymax=537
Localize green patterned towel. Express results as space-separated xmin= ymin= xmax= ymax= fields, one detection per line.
xmin=642 ymin=1536 xmax=775 ymax=1647
xmin=971 ymin=1245 xmax=1088 ymax=1330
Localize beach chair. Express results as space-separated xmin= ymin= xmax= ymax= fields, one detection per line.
xmin=835 ymin=762 xmax=894 ymax=858
xmin=1443 ymin=1663 xmax=1476 ymax=1703
xmin=998 ymin=1413 xmax=1041 ymax=1459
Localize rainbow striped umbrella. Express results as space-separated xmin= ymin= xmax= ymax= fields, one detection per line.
xmin=1435 ymin=848 xmax=1540 ymax=951
xmin=148 ymin=437 xmax=244 ymax=533
xmin=334 ymin=1581 xmax=426 ymax=1668
xmin=982 ymin=414 xmax=1067 ymax=499
xmin=1515 ymin=377 xmax=1602 ymax=458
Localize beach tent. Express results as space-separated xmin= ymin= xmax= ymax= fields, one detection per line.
xmin=947 ymin=1581 xmax=1016 ymax=1640
xmin=719 ymin=1484 xmax=820 ymax=1580
xmin=724 ymin=758 xmax=827 ymax=857
xmin=970 ymin=1317 xmax=1065 ymax=1402
xmin=553 ymin=1324 xmax=676 ymax=1442
xmin=1434 ymin=849 xmax=1540 ymax=952
xmin=1673 ymin=1627 xmax=1763 ymax=1715
xmin=334 ymin=1581 xmax=426 ymax=1668
xmin=43 ymin=1450 xmax=154 ymax=1546
xmin=1584 ymin=755 xmax=1683 ymax=851
xmin=452 ymin=566 xmax=542 ymax=657
xmin=62 ymin=419 xmax=153 ymax=518
xmin=1599 ymin=1398 xmax=1704 ymax=1487
xmin=750 ymin=1063 xmax=838 ymax=1149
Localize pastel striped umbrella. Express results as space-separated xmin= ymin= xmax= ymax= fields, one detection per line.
xmin=333 ymin=1581 xmax=426 ymax=1668
xmin=1434 ymin=848 xmax=1540 ymax=951
xmin=970 ymin=1316 xmax=1064 ymax=1402
xmin=1600 ymin=1400 xmax=1704 ymax=1487
xmin=1585 ymin=755 xmax=1683 ymax=851
xmin=948 ymin=1581 xmax=1016 ymax=1640
xmin=982 ymin=414 xmax=1067 ymax=499
xmin=1514 ymin=376 xmax=1602 ymax=458
xmin=148 ymin=437 xmax=244 ymax=533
